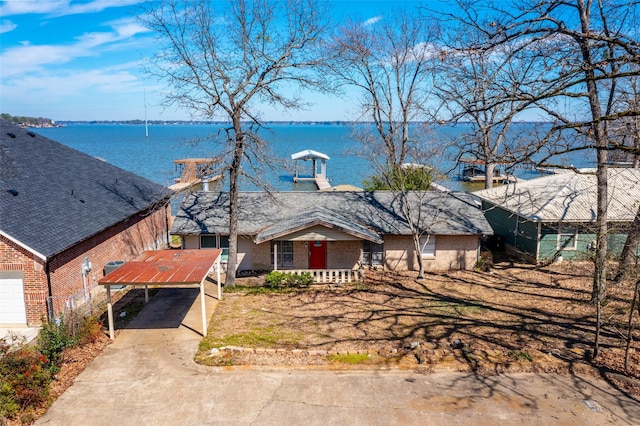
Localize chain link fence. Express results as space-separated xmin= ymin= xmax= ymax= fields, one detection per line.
xmin=46 ymin=281 xmax=101 ymax=321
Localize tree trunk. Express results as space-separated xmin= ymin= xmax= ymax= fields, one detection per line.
xmin=624 ymin=278 xmax=640 ymax=371
xmin=593 ymin=150 xmax=608 ymax=358
xmin=225 ymin=121 xmax=245 ymax=287
xmin=414 ymin=234 xmax=425 ymax=279
xmin=615 ymin=203 xmax=640 ymax=282
xmin=484 ymin=161 xmax=495 ymax=190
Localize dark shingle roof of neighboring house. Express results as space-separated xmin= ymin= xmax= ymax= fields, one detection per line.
xmin=0 ymin=121 xmax=172 ymax=259
xmin=474 ymin=168 xmax=640 ymax=222
xmin=171 ymin=190 xmax=493 ymax=241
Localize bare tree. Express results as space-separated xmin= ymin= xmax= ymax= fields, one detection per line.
xmin=614 ymin=73 xmax=640 ymax=281
xmin=433 ymin=4 xmax=543 ymax=189
xmin=324 ymin=10 xmax=437 ymax=167
xmin=139 ymin=0 xmax=328 ymax=285
xmin=323 ymin=9 xmax=441 ymax=278
xmin=440 ymin=0 xmax=640 ymax=357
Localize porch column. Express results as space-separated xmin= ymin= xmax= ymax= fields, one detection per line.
xmin=273 ymin=243 xmax=278 ymax=271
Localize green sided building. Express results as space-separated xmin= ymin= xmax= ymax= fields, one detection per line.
xmin=474 ymin=168 xmax=640 ymax=263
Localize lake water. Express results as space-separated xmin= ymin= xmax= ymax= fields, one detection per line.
xmin=34 ymin=123 xmax=593 ymax=191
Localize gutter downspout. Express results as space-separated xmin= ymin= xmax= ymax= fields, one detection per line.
xmin=45 ymin=261 xmax=54 ymax=321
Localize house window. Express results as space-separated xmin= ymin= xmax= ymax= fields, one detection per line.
xmin=557 ymin=226 xmax=578 ymax=251
xmin=200 ymin=235 xmax=217 ymax=248
xmin=271 ymin=241 xmax=294 ymax=268
xmin=200 ymin=235 xmax=229 ymax=262
xmin=219 ymin=235 xmax=229 ymax=262
xmin=420 ymin=235 xmax=436 ymax=258
xmin=362 ymin=241 xmax=383 ymax=266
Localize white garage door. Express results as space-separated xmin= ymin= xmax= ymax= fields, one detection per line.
xmin=0 ymin=271 xmax=27 ymax=325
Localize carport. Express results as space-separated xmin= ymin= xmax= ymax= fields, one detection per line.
xmin=98 ymin=249 xmax=222 ymax=340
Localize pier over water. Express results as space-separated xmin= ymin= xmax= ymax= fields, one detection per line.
xmin=291 ymin=149 xmax=331 ymax=190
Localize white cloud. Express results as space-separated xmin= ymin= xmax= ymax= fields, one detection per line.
xmin=0 ymin=19 xmax=17 ymax=33
xmin=1 ymin=67 xmax=145 ymax=119
xmin=0 ymin=18 xmax=150 ymax=78
xmin=107 ymin=18 xmax=149 ymax=38
xmin=0 ymin=0 xmax=143 ymax=17
xmin=363 ymin=16 xmax=382 ymax=27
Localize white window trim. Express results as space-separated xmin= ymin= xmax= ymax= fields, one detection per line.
xmin=271 ymin=241 xmax=294 ymax=268
xmin=199 ymin=235 xmax=218 ymax=249
xmin=420 ymin=235 xmax=436 ymax=258
xmin=362 ymin=241 xmax=384 ymax=266
xmin=200 ymin=235 xmax=229 ymax=262
xmin=557 ymin=226 xmax=578 ymax=251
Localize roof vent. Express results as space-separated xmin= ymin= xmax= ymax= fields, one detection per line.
xmin=7 ymin=132 xmax=15 ymax=138
xmin=7 ymin=189 xmax=18 ymax=196
xmin=27 ymin=131 xmax=36 ymax=137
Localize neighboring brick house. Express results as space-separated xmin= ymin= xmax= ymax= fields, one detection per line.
xmin=0 ymin=121 xmax=172 ymax=326
xmin=170 ymin=190 xmax=493 ymax=276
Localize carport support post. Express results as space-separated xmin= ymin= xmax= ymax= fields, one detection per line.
xmin=200 ymin=279 xmax=207 ymax=336
xmin=217 ymin=255 xmax=221 ymax=300
xmin=106 ymin=285 xmax=115 ymax=340
xmin=145 ymin=285 xmax=149 ymax=303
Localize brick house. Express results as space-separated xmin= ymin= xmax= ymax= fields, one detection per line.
xmin=170 ymin=190 xmax=493 ymax=278
xmin=0 ymin=121 xmax=172 ymax=326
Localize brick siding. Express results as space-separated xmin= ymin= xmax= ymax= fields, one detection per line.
xmin=1 ymin=203 xmax=170 ymax=325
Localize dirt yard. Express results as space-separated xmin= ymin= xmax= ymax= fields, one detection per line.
xmin=198 ymin=261 xmax=640 ymax=390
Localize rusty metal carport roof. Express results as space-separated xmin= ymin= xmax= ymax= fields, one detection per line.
xmin=98 ymin=249 xmax=222 ymax=340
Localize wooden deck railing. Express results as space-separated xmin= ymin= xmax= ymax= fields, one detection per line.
xmin=286 ymin=269 xmax=361 ymax=283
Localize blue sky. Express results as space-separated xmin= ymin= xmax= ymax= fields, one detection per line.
xmin=0 ymin=0 xmax=433 ymax=122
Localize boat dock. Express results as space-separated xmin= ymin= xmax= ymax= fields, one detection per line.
xmin=458 ymin=158 xmax=516 ymax=183
xmin=291 ymin=149 xmax=331 ymax=190
xmin=169 ymin=158 xmax=220 ymax=191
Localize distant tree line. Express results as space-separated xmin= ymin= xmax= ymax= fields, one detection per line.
xmin=1 ymin=113 xmax=56 ymax=127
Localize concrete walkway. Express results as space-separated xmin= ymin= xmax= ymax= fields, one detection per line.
xmin=36 ymin=285 xmax=640 ymax=425
xmin=0 ymin=326 xmax=39 ymax=345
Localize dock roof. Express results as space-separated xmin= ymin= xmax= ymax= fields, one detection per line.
xmin=291 ymin=150 xmax=330 ymax=161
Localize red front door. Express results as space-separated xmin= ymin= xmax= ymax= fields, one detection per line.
xmin=308 ymin=240 xmax=326 ymax=269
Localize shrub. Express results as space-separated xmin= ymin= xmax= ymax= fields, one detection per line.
xmin=476 ymin=250 xmax=493 ymax=272
xmin=0 ymin=313 xmax=103 ymax=422
xmin=38 ymin=316 xmax=78 ymax=369
xmin=79 ymin=314 xmax=104 ymax=345
xmin=265 ymin=271 xmax=314 ymax=288
xmin=0 ymin=343 xmax=52 ymax=420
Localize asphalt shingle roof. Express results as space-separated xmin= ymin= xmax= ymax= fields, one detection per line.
xmin=0 ymin=121 xmax=172 ymax=258
xmin=473 ymin=168 xmax=640 ymax=222
xmin=171 ymin=190 xmax=493 ymax=240
xmin=254 ymin=206 xmax=384 ymax=244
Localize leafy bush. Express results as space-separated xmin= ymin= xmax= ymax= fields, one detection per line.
xmin=476 ymin=250 xmax=493 ymax=272
xmin=265 ymin=271 xmax=314 ymax=288
xmin=0 ymin=342 xmax=52 ymax=420
xmin=0 ymin=312 xmax=104 ymax=422
xmin=79 ymin=314 xmax=104 ymax=345
xmin=38 ymin=316 xmax=78 ymax=369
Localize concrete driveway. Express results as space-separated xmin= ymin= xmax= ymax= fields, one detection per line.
xmin=36 ymin=284 xmax=640 ymax=425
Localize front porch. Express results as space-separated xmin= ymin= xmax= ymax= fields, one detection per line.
xmin=280 ymin=268 xmax=362 ymax=284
